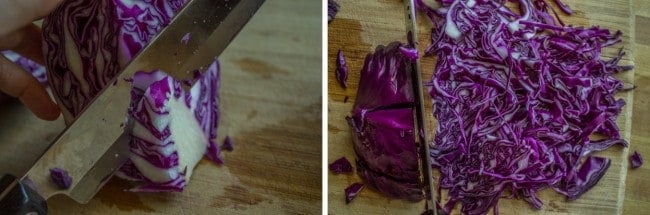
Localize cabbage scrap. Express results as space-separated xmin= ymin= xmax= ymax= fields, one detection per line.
xmin=329 ymin=157 xmax=353 ymax=174
xmin=345 ymin=183 xmax=364 ymax=204
xmin=328 ymin=0 xmax=340 ymax=23
xmin=418 ymin=0 xmax=631 ymax=213
xmin=49 ymin=168 xmax=72 ymax=189
xmin=181 ymin=32 xmax=191 ymax=45
xmin=630 ymin=151 xmax=643 ymax=169
xmin=336 ymin=49 xmax=348 ymax=89
xmin=222 ymin=136 xmax=234 ymax=151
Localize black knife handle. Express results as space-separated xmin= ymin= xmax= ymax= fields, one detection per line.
xmin=0 ymin=174 xmax=47 ymax=215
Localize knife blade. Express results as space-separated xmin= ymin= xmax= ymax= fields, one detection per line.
xmin=0 ymin=0 xmax=265 ymax=213
xmin=402 ymin=0 xmax=437 ymax=214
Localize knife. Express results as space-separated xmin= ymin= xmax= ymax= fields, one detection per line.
xmin=402 ymin=0 xmax=438 ymax=214
xmin=0 ymin=0 xmax=265 ymax=214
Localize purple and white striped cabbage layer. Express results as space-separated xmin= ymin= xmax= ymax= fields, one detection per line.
xmin=114 ymin=0 xmax=187 ymax=65
xmin=116 ymin=59 xmax=221 ymax=192
xmin=43 ymin=0 xmax=187 ymax=124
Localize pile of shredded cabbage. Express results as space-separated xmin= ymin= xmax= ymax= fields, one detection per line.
xmin=417 ymin=0 xmax=632 ymax=214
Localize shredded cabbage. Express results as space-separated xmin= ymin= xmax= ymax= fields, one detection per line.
xmin=417 ymin=0 xmax=631 ymax=213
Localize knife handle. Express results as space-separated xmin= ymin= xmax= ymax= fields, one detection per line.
xmin=0 ymin=174 xmax=47 ymax=215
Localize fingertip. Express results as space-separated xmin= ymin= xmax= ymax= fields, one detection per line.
xmin=17 ymin=85 xmax=60 ymax=121
xmin=0 ymin=56 xmax=59 ymax=121
xmin=40 ymin=100 xmax=61 ymax=121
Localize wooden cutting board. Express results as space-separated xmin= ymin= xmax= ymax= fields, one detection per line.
xmin=624 ymin=2 xmax=650 ymax=214
xmin=0 ymin=0 xmax=322 ymax=214
xmin=328 ymin=0 xmax=635 ymax=214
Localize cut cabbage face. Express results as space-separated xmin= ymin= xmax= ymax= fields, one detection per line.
xmin=119 ymin=60 xmax=221 ymax=192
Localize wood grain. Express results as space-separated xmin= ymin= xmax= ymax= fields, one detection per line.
xmin=328 ymin=0 xmax=635 ymax=214
xmin=623 ymin=0 xmax=650 ymax=213
xmin=0 ymin=0 xmax=322 ymax=214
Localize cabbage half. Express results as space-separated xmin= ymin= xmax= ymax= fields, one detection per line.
xmin=42 ymin=0 xmax=222 ymax=192
xmin=43 ymin=0 xmax=187 ymax=123
xmin=347 ymin=42 xmax=423 ymax=201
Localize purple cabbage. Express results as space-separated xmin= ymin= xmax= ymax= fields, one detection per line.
xmin=49 ymin=168 xmax=72 ymax=189
xmin=630 ymin=151 xmax=643 ymax=169
xmin=328 ymin=0 xmax=339 ymax=23
xmin=181 ymin=32 xmax=191 ymax=45
xmin=115 ymin=59 xmax=221 ymax=192
xmin=565 ymin=156 xmax=610 ymax=200
xmin=350 ymin=42 xmax=415 ymax=111
xmin=43 ymin=0 xmax=187 ymax=124
xmin=329 ymin=157 xmax=353 ymax=174
xmin=42 ymin=0 xmax=227 ymax=192
xmin=417 ymin=0 xmax=631 ymax=213
xmin=344 ymin=183 xmax=364 ymax=204
xmin=336 ymin=49 xmax=348 ymax=89
xmin=356 ymin=158 xmax=423 ymax=201
xmin=553 ymin=0 xmax=573 ymax=14
xmin=222 ymin=136 xmax=234 ymax=151
xmin=398 ymin=46 xmax=419 ymax=60
xmin=347 ymin=42 xmax=423 ymax=201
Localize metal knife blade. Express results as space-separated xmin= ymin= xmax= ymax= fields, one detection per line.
xmin=403 ymin=0 xmax=437 ymax=214
xmin=0 ymin=0 xmax=265 ymax=207
xmin=66 ymin=121 xmax=132 ymax=203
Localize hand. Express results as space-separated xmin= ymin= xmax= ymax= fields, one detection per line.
xmin=0 ymin=0 xmax=64 ymax=121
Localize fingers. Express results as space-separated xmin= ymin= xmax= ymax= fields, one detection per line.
xmin=0 ymin=0 xmax=64 ymax=37
xmin=0 ymin=24 xmax=44 ymax=65
xmin=0 ymin=0 xmax=62 ymax=120
xmin=7 ymin=24 xmax=45 ymax=65
xmin=0 ymin=56 xmax=59 ymax=120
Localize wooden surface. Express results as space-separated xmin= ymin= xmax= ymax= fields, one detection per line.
xmin=623 ymin=1 xmax=650 ymax=214
xmin=328 ymin=0 xmax=637 ymax=214
xmin=0 ymin=0 xmax=322 ymax=214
